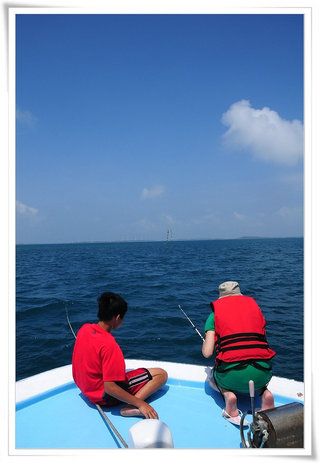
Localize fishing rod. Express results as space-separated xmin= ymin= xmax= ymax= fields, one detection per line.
xmin=65 ymin=307 xmax=129 ymax=448
xmin=65 ymin=307 xmax=77 ymax=339
xmin=178 ymin=305 xmax=205 ymax=342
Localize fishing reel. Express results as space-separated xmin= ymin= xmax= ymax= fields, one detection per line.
xmin=240 ymin=381 xmax=304 ymax=448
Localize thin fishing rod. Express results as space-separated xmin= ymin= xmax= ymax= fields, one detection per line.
xmin=65 ymin=307 xmax=129 ymax=448
xmin=65 ymin=307 xmax=77 ymax=339
xmin=95 ymin=403 xmax=128 ymax=448
xmin=178 ymin=305 xmax=205 ymax=342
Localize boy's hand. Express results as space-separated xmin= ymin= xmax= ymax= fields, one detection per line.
xmin=105 ymin=382 xmax=159 ymax=419
xmin=138 ymin=401 xmax=158 ymax=419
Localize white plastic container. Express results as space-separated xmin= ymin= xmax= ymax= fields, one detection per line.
xmin=127 ymin=419 xmax=174 ymax=448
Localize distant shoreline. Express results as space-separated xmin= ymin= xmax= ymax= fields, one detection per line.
xmin=16 ymin=236 xmax=303 ymax=246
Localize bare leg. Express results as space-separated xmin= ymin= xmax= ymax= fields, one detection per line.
xmin=208 ymin=372 xmax=239 ymax=418
xmin=134 ymin=368 xmax=168 ymax=400
xmin=120 ymin=368 xmax=167 ymax=417
xmin=223 ymin=390 xmax=238 ymax=417
xmin=261 ymin=388 xmax=274 ymax=410
xmin=209 ymin=373 xmax=220 ymax=392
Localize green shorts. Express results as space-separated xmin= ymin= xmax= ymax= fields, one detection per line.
xmin=213 ymin=360 xmax=273 ymax=394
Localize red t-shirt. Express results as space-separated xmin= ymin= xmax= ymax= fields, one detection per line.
xmin=72 ymin=323 xmax=126 ymax=403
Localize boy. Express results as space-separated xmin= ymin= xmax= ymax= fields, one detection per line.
xmin=72 ymin=291 xmax=167 ymax=419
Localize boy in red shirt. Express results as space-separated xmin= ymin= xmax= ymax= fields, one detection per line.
xmin=72 ymin=292 xmax=167 ymax=419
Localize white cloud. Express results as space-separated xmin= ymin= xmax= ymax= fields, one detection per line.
xmin=141 ymin=185 xmax=165 ymax=200
xmin=16 ymin=200 xmax=38 ymax=216
xmin=164 ymin=215 xmax=175 ymax=224
xmin=233 ymin=211 xmax=246 ymax=220
xmin=221 ymin=100 xmax=303 ymax=165
xmin=16 ymin=108 xmax=37 ymax=126
xmin=277 ymin=206 xmax=302 ymax=219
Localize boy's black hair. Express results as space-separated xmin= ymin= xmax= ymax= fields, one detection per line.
xmin=97 ymin=292 xmax=128 ymax=321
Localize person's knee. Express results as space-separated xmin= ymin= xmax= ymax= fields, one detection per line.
xmin=263 ymin=389 xmax=273 ymax=400
xmin=224 ymin=391 xmax=237 ymax=404
xmin=261 ymin=388 xmax=274 ymax=409
xmin=150 ymin=367 xmax=168 ymax=384
xmin=159 ymin=368 xmax=168 ymax=383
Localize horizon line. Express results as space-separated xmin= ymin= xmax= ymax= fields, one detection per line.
xmin=16 ymin=236 xmax=303 ymax=246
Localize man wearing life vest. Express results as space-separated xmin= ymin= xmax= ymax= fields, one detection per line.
xmin=202 ymin=281 xmax=275 ymax=426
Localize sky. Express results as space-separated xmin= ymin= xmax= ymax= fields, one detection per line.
xmin=15 ymin=12 xmax=305 ymax=244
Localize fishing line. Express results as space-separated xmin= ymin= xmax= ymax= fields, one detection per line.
xmin=178 ymin=305 xmax=205 ymax=342
xmin=65 ymin=307 xmax=128 ymax=448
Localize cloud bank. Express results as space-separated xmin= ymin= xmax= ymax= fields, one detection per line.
xmin=221 ymin=100 xmax=303 ymax=165
xmin=141 ymin=185 xmax=165 ymax=200
xmin=16 ymin=200 xmax=38 ymax=216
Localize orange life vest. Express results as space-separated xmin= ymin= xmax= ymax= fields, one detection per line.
xmin=212 ymin=295 xmax=276 ymax=365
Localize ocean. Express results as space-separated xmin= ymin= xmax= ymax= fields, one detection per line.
xmin=16 ymin=238 xmax=304 ymax=382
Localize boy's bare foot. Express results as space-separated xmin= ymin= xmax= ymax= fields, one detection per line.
xmin=120 ymin=405 xmax=144 ymax=417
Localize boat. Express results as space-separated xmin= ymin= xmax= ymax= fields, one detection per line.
xmin=15 ymin=358 xmax=306 ymax=452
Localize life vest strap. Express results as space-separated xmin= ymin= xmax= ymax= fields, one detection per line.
xmin=218 ymin=343 xmax=270 ymax=353
xmin=218 ymin=335 xmax=267 ymax=350
xmin=216 ymin=332 xmax=268 ymax=352
xmin=218 ymin=332 xmax=267 ymax=343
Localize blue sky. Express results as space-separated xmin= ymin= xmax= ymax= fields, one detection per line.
xmin=15 ymin=13 xmax=304 ymax=244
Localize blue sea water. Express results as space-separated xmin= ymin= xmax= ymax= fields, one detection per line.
xmin=16 ymin=238 xmax=303 ymax=382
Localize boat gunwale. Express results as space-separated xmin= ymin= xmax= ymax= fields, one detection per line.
xmin=16 ymin=359 xmax=304 ymax=404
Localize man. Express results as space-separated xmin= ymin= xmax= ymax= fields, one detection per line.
xmin=72 ymin=291 xmax=167 ymax=419
xmin=202 ymin=281 xmax=275 ymax=426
